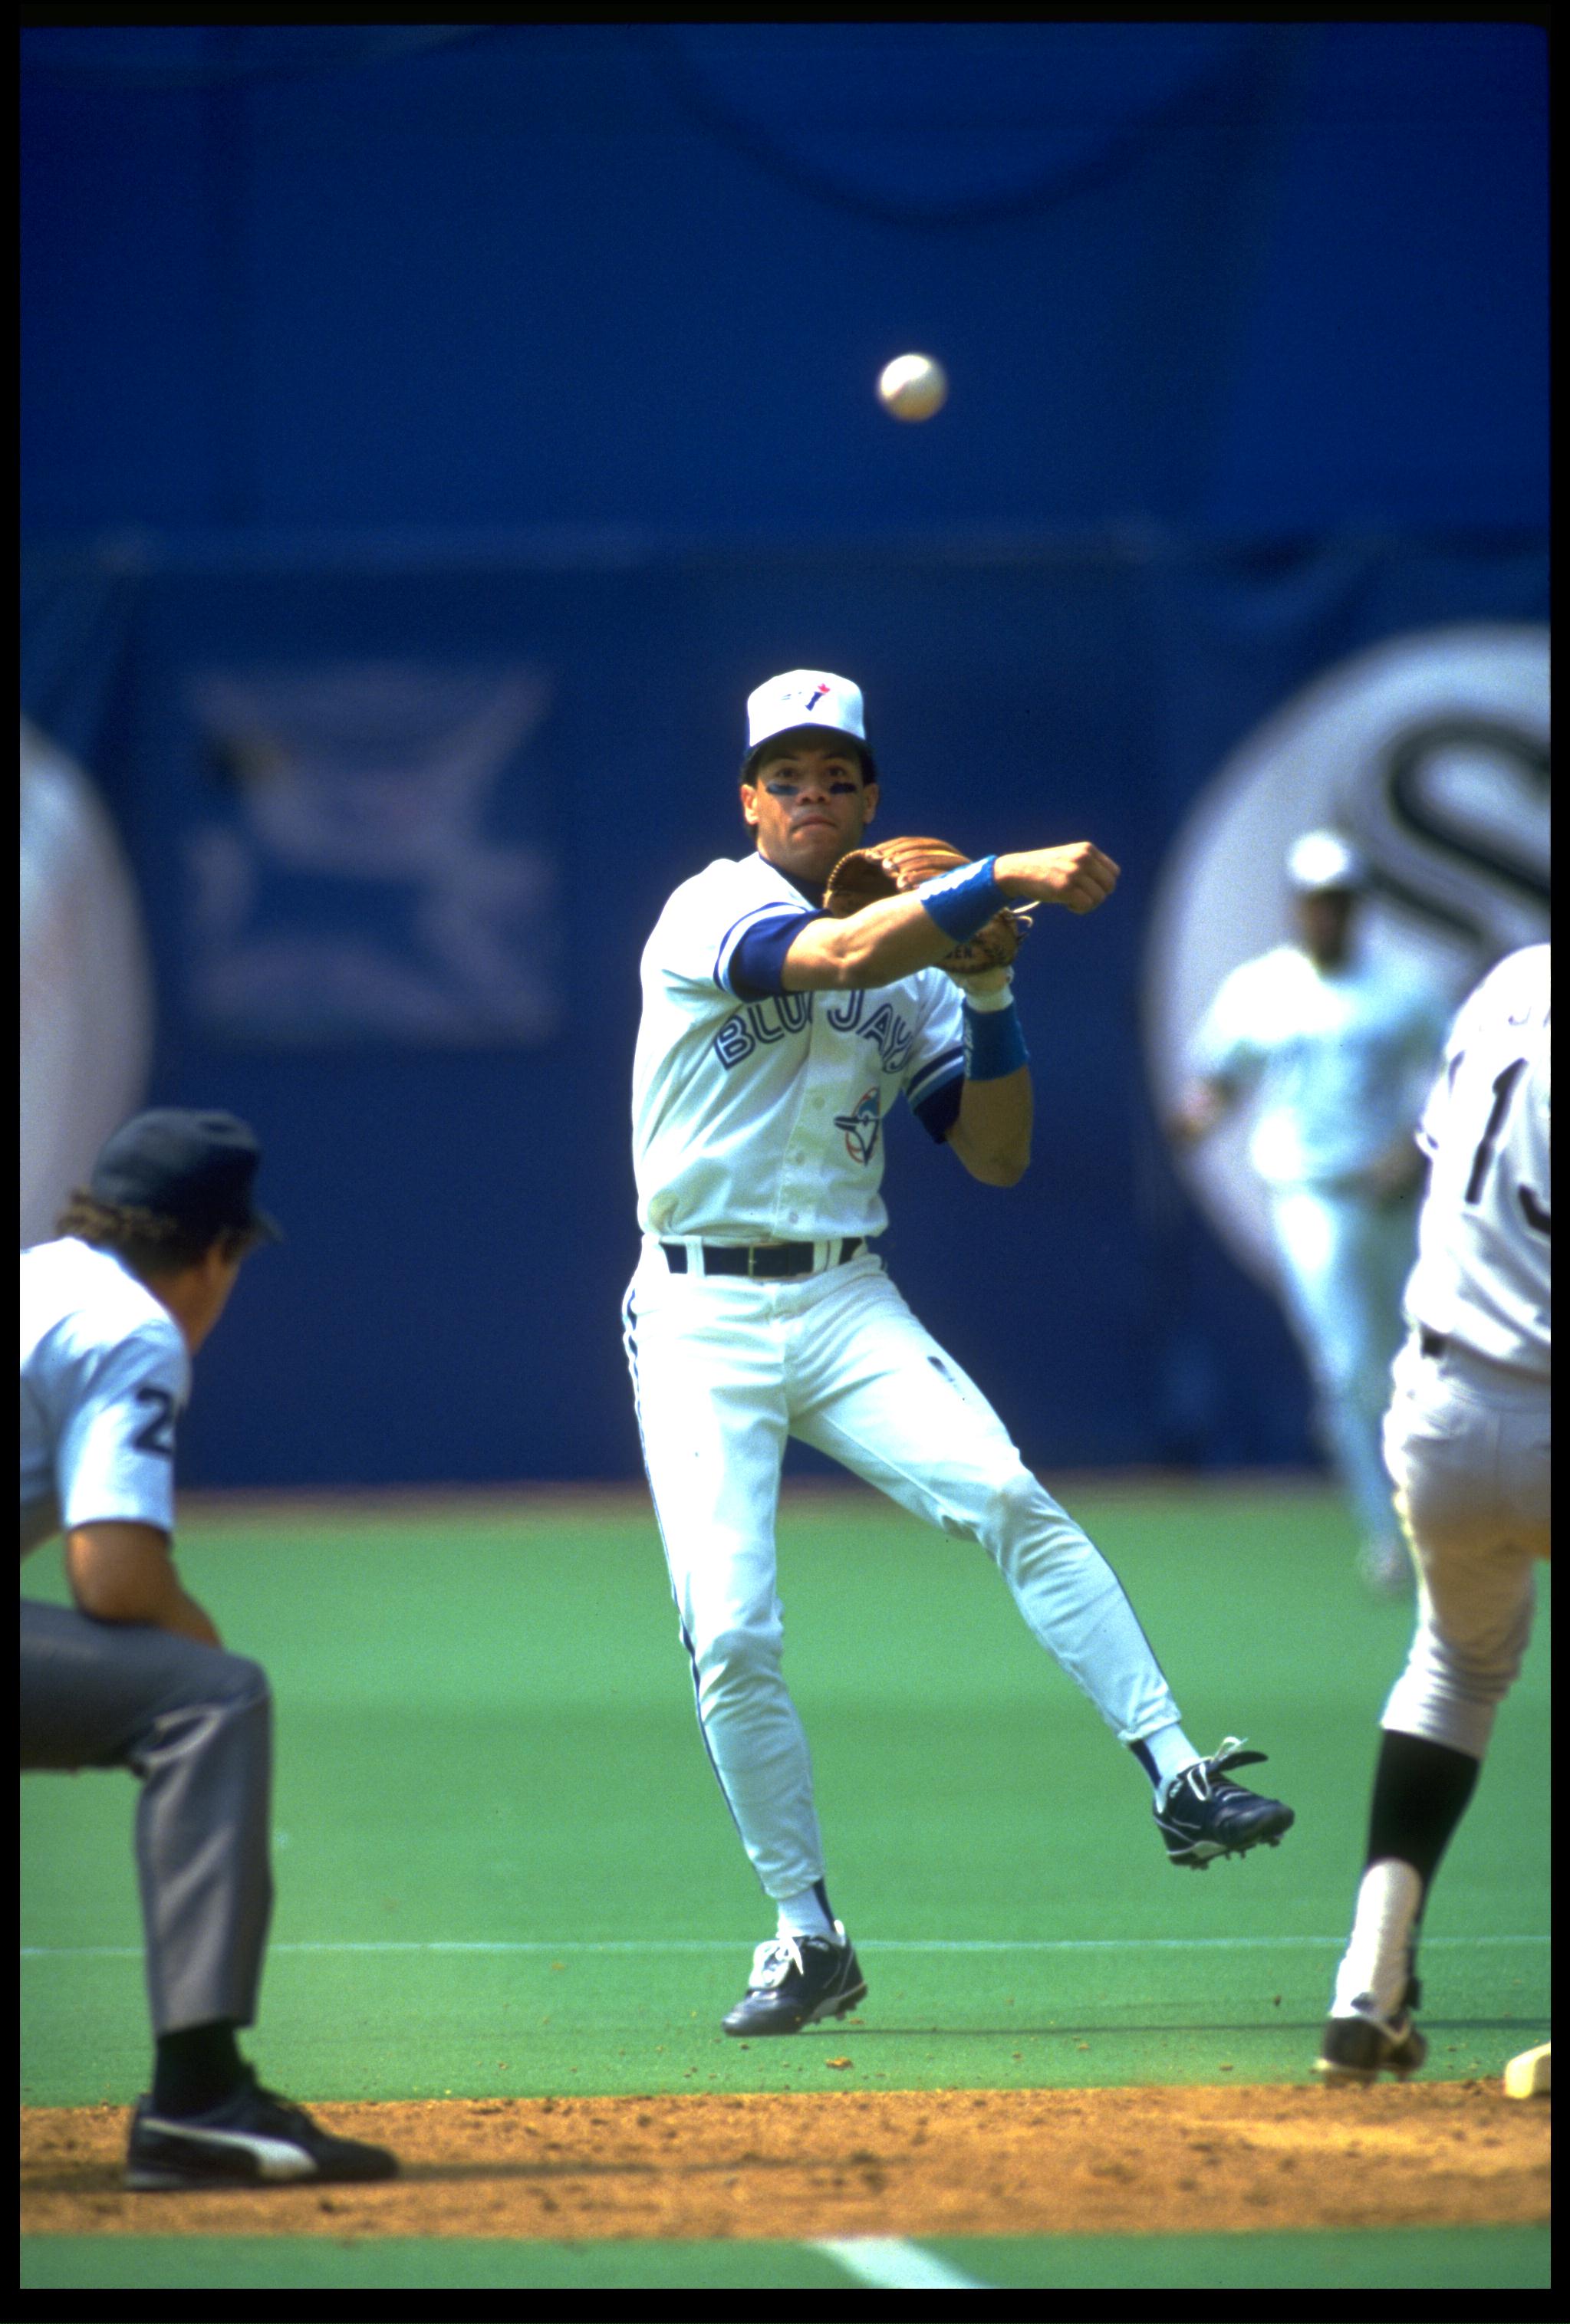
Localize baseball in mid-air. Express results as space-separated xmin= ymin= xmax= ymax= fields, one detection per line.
xmin=877 ymin=353 xmax=949 ymax=422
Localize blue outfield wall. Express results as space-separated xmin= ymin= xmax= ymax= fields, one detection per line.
xmin=19 ymin=536 xmax=1548 ymax=1486
xmin=20 ymin=22 xmax=1547 ymax=1486
xmin=19 ymin=23 xmax=1547 ymax=538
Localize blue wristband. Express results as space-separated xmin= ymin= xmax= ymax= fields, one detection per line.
xmin=918 ymin=855 xmax=1002 ymax=945
xmin=963 ymin=995 xmax=1029 ymax=1080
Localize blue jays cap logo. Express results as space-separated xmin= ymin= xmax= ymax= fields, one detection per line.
xmin=746 ymin=671 xmax=867 ymax=754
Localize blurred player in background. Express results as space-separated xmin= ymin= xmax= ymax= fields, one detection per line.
xmin=1170 ymin=831 xmax=1451 ymax=1593
xmin=20 ymin=1110 xmax=397 ymax=2189
xmin=624 ymin=669 xmax=1295 ymax=2041
xmin=1315 ymin=945 xmax=1549 ymax=2093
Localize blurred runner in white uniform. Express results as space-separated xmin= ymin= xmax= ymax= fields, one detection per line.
xmin=1171 ymin=830 xmax=1450 ymax=1592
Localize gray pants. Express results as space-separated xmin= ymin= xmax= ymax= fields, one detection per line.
xmin=20 ymin=1598 xmax=274 ymax=2034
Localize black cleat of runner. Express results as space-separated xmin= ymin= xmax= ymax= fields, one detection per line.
xmin=1315 ymin=2007 xmax=1429 ymax=2086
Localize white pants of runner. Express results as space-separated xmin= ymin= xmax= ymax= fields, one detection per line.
xmin=1267 ymin=1182 xmax=1417 ymax=1544
xmin=623 ymin=1242 xmax=1182 ymax=1902
xmin=1380 ymin=1330 xmax=1551 ymax=1761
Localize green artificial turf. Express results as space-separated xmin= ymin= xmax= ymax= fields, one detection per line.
xmin=18 ymin=2227 xmax=1553 ymax=2293
xmin=21 ymin=1486 xmax=1550 ymax=2109
xmin=21 ymin=1486 xmax=1552 ymax=2291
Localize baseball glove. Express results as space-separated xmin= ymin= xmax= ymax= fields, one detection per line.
xmin=823 ymin=836 xmax=1029 ymax=977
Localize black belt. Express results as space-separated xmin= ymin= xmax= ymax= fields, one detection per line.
xmin=660 ymin=1238 xmax=867 ymax=1280
xmin=1419 ymin=1329 xmax=1450 ymax=1358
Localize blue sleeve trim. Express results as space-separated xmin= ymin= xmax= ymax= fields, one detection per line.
xmin=912 ymin=1070 xmax=965 ymax=1143
xmin=725 ymin=909 xmax=824 ymax=999
xmin=906 ymin=1044 xmax=965 ymax=1106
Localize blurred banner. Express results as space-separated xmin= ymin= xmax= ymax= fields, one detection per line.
xmin=183 ymin=662 xmax=558 ymax=1047
xmin=18 ymin=535 xmax=1547 ymax=1489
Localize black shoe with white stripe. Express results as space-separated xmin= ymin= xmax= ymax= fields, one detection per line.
xmin=126 ymin=2069 xmax=398 ymax=2190
xmin=1154 ymin=1737 xmax=1295 ymax=1869
xmin=722 ymin=1926 xmax=867 ymax=2036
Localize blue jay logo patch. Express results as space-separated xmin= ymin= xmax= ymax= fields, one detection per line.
xmin=834 ymin=1086 xmax=884 ymax=1165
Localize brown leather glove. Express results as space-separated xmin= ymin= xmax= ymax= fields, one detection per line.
xmin=824 ymin=837 xmax=1029 ymax=977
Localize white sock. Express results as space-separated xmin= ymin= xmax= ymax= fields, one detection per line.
xmin=1331 ymin=1859 xmax=1424 ymax=2020
xmin=1144 ymin=1721 xmax=1205 ymax=1803
xmin=775 ymin=1887 xmax=838 ymax=1943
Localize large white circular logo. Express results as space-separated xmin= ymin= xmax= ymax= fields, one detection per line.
xmin=20 ymin=720 xmax=154 ymax=1245
xmin=1143 ymin=623 xmax=1549 ymax=1287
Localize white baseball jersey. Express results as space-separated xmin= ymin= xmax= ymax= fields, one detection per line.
xmin=1401 ymin=945 xmax=1550 ymax=1376
xmin=19 ymin=1238 xmax=189 ymax=1556
xmin=1193 ymin=945 xmax=1450 ymax=1187
xmin=631 ymin=850 xmax=965 ymax=1243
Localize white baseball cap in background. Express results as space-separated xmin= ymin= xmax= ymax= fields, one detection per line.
xmin=746 ymin=670 xmax=867 ymax=754
xmin=1286 ymin=829 xmax=1369 ymax=892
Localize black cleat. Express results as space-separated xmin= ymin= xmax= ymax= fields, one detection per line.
xmin=1155 ymin=1737 xmax=1295 ymax=1869
xmin=126 ymin=2069 xmax=398 ymax=2190
xmin=722 ymin=1926 xmax=868 ymax=2037
xmin=1315 ymin=2001 xmax=1428 ymax=2086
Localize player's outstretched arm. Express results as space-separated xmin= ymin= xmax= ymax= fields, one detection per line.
xmin=783 ymin=839 xmax=1120 ymax=992
xmin=781 ymin=889 xmax=967 ymax=991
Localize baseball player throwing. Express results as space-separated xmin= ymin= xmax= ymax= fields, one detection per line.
xmin=1315 ymin=945 xmax=1550 ymax=2090
xmin=21 ymin=1110 xmax=397 ymax=2188
xmin=624 ymin=670 xmax=1295 ymax=2037
xmin=1170 ymin=833 xmax=1451 ymax=1593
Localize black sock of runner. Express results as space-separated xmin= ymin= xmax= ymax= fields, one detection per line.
xmin=1365 ymin=1729 xmax=1480 ymax=1889
xmin=152 ymin=2021 xmax=249 ymax=2116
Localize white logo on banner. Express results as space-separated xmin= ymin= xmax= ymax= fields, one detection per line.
xmin=184 ymin=663 xmax=558 ymax=1046
xmin=1142 ymin=623 xmax=1549 ymax=1287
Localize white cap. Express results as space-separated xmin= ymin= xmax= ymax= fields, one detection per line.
xmin=1286 ymin=829 xmax=1369 ymax=893
xmin=746 ymin=669 xmax=867 ymax=756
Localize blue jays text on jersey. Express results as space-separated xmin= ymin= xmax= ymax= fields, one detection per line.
xmin=631 ymin=850 xmax=964 ymax=1247
xmin=713 ymin=988 xmax=917 ymax=1079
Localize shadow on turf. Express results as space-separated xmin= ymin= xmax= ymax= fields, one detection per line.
xmin=26 ymin=2152 xmax=902 ymax=2196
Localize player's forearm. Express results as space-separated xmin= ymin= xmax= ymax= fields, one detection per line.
xmin=66 ymin=1524 xmax=222 ymax=1645
xmin=951 ymin=1068 xmax=1032 ymax=1185
xmin=156 ymin=1584 xmax=223 ymax=1647
xmin=81 ymin=1571 xmax=221 ymax=1645
xmin=784 ymin=892 xmax=956 ymax=991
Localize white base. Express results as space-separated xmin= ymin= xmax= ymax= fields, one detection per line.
xmin=1503 ymin=2040 xmax=1551 ymax=2099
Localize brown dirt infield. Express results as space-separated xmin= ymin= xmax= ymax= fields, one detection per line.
xmin=21 ymin=2082 xmax=1549 ymax=2242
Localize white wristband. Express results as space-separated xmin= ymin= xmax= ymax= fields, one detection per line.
xmin=962 ymin=974 xmax=1015 ymax=1013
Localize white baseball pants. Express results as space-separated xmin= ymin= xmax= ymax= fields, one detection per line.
xmin=1266 ymin=1183 xmax=1417 ymax=1545
xmin=624 ymin=1245 xmax=1183 ymax=1902
xmin=1380 ymin=1331 xmax=1550 ymax=1761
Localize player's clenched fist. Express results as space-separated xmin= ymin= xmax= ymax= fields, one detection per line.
xmin=996 ymin=841 xmax=1120 ymax=915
